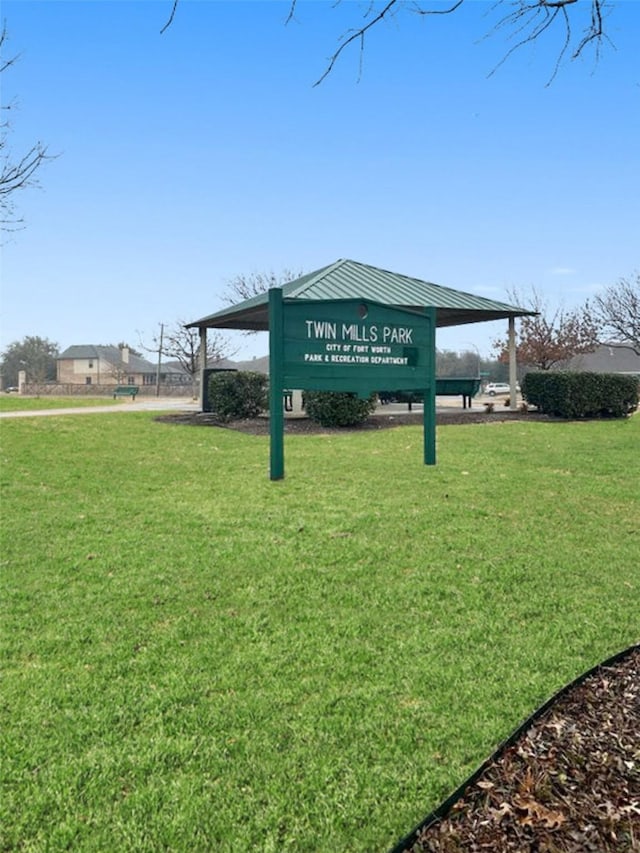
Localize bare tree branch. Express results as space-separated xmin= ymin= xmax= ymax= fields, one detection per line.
xmin=162 ymin=0 xmax=614 ymax=85
xmin=0 ymin=25 xmax=53 ymax=229
xmin=223 ymin=269 xmax=303 ymax=306
xmin=160 ymin=0 xmax=179 ymax=36
xmin=0 ymin=144 xmax=48 ymax=198
xmin=301 ymin=0 xmax=609 ymax=84
xmin=592 ymin=273 xmax=640 ymax=354
xmin=486 ymin=0 xmax=610 ymax=85
xmin=487 ymin=2 xmax=569 ymax=84
xmin=312 ymin=0 xmax=399 ymax=87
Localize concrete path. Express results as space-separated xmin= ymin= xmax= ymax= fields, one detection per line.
xmin=0 ymin=395 xmax=502 ymax=420
xmin=0 ymin=398 xmax=200 ymax=419
xmin=0 ymin=395 xmax=504 ymax=419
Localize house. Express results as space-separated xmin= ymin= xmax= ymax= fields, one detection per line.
xmin=567 ymin=343 xmax=640 ymax=377
xmin=57 ymin=345 xmax=190 ymax=387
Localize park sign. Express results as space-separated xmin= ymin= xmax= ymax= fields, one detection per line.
xmin=268 ymin=289 xmax=436 ymax=479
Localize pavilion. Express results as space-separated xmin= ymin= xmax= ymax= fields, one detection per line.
xmin=187 ymin=258 xmax=535 ymax=409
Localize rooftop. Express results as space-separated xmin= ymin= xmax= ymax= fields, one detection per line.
xmin=187 ymin=259 xmax=535 ymax=332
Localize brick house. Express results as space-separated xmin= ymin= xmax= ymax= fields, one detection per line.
xmin=57 ymin=345 xmax=189 ymax=387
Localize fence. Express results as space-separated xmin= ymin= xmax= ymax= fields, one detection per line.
xmin=20 ymin=383 xmax=194 ymax=398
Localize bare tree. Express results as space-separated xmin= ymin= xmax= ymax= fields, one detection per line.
xmin=162 ymin=0 xmax=612 ymax=85
xmin=142 ymin=321 xmax=236 ymax=396
xmin=493 ymin=287 xmax=600 ymax=370
xmin=223 ymin=269 xmax=303 ymax=306
xmin=1 ymin=26 xmax=52 ymax=229
xmin=591 ymin=273 xmax=640 ymax=354
xmin=106 ymin=360 xmax=128 ymax=386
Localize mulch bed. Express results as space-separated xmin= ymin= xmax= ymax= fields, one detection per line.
xmin=397 ymin=647 xmax=640 ymax=853
xmin=155 ymin=409 xmax=557 ymax=434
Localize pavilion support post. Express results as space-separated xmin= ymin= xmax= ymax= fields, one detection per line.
xmin=268 ymin=289 xmax=285 ymax=480
xmin=199 ymin=327 xmax=207 ymax=410
xmin=508 ymin=316 xmax=518 ymax=411
xmin=423 ymin=307 xmax=437 ymax=465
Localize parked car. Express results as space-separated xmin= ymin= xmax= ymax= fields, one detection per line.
xmin=4 ymin=386 xmax=19 ymax=394
xmin=484 ymin=382 xmax=520 ymax=396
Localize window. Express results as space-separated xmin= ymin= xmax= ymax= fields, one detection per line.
xmin=85 ymin=377 xmax=92 ymax=385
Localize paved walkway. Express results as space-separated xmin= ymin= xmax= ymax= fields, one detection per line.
xmin=0 ymin=397 xmax=201 ymax=419
xmin=0 ymin=396 xmax=499 ymax=420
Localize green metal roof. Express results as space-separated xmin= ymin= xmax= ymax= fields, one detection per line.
xmin=187 ymin=259 xmax=535 ymax=331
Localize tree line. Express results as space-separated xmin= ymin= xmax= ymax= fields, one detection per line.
xmin=2 ymin=271 xmax=637 ymax=391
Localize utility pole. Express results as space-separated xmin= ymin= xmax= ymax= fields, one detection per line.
xmin=155 ymin=323 xmax=164 ymax=397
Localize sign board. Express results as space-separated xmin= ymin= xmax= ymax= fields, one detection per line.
xmin=280 ymin=298 xmax=433 ymax=396
xmin=269 ymin=290 xmax=436 ymax=479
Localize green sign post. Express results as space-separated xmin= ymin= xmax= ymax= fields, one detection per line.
xmin=269 ymin=289 xmax=436 ymax=480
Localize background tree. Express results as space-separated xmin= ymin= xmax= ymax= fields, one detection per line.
xmin=223 ymin=269 xmax=303 ymax=306
xmin=163 ymin=0 xmax=612 ymax=85
xmin=0 ymin=335 xmax=59 ymax=388
xmin=113 ymin=341 xmax=142 ymax=357
xmin=435 ymin=348 xmax=498 ymax=378
xmin=493 ymin=287 xmax=600 ymax=371
xmin=591 ymin=272 xmax=640 ymax=354
xmin=1 ymin=26 xmax=51 ymax=229
xmin=142 ymin=321 xmax=236 ymax=396
xmin=97 ymin=342 xmax=143 ymax=359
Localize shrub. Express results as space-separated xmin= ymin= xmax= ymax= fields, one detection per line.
xmin=603 ymin=374 xmax=640 ymax=417
xmin=303 ymin=391 xmax=377 ymax=427
xmin=521 ymin=371 xmax=639 ymax=419
xmin=207 ymin=371 xmax=268 ymax=422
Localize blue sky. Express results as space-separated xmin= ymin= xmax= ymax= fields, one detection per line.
xmin=1 ymin=0 xmax=638 ymax=360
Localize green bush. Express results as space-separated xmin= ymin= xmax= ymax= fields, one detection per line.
xmin=207 ymin=371 xmax=268 ymax=422
xmin=521 ymin=371 xmax=639 ymax=419
xmin=303 ymin=391 xmax=377 ymax=427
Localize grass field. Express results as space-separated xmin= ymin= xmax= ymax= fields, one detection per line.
xmin=1 ymin=411 xmax=638 ymax=851
xmin=0 ymin=396 xmax=121 ymax=413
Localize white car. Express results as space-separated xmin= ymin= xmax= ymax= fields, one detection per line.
xmin=484 ymin=382 xmax=517 ymax=396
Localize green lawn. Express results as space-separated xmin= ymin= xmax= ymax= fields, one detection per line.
xmin=1 ymin=412 xmax=638 ymax=852
xmin=0 ymin=395 xmax=120 ymax=412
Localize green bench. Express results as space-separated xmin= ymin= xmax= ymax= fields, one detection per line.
xmin=435 ymin=377 xmax=482 ymax=409
xmin=113 ymin=386 xmax=139 ymax=400
xmin=380 ymin=378 xmax=482 ymax=410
